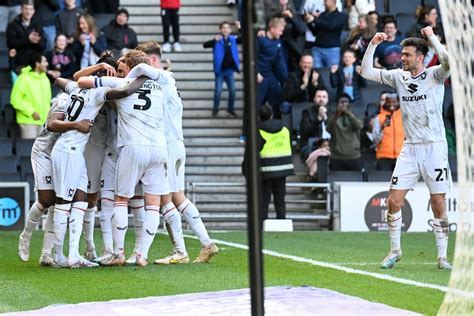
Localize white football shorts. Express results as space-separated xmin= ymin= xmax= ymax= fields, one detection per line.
xmin=51 ymin=148 xmax=88 ymax=201
xmin=390 ymin=141 xmax=451 ymax=194
xmin=31 ymin=152 xmax=54 ymax=191
xmin=84 ymin=142 xmax=106 ymax=194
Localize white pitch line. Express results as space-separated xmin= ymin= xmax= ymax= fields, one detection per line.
xmin=179 ymin=233 xmax=474 ymax=299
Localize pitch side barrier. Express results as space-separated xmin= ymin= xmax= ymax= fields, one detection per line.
xmin=187 ymin=182 xmax=332 ymax=221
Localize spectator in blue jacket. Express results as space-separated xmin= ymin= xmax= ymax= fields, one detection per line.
xmin=304 ymin=0 xmax=347 ymax=68
xmin=203 ymin=21 xmax=241 ymax=118
xmin=256 ymin=17 xmax=288 ymax=119
xmin=330 ymin=49 xmax=366 ymax=102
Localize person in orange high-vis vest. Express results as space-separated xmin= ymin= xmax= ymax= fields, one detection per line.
xmin=371 ymin=93 xmax=404 ymax=170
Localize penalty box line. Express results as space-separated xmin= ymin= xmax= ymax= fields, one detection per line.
xmin=177 ymin=233 xmax=473 ymax=299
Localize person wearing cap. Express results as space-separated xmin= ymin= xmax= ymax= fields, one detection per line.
xmin=100 ymin=8 xmax=138 ymax=57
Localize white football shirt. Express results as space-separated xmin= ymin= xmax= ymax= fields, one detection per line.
xmin=379 ymin=66 xmax=448 ymax=143
xmin=53 ymin=82 xmax=109 ymax=153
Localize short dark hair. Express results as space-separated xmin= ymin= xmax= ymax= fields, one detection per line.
xmin=259 ymin=104 xmax=273 ymax=121
xmin=401 ymin=37 xmax=429 ymax=56
xmin=28 ymin=51 xmax=44 ymax=70
xmin=336 ymin=93 xmax=351 ymax=102
xmin=383 ymin=19 xmax=397 ymax=28
xmin=95 ymin=51 xmax=118 ymax=76
xmin=219 ymin=21 xmax=231 ymax=29
xmin=343 ymin=48 xmax=356 ymax=57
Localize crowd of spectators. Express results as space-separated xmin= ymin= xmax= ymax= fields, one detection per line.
xmin=232 ymin=0 xmax=452 ymax=179
xmin=2 ymin=0 xmax=136 ymax=138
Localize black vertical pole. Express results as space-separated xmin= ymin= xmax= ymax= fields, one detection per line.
xmin=242 ymin=0 xmax=265 ymax=315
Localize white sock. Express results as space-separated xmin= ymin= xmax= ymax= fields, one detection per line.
xmin=140 ymin=206 xmax=161 ymax=259
xmin=83 ymin=206 xmax=96 ymax=251
xmin=23 ymin=201 xmax=44 ymax=237
xmin=99 ymin=191 xmax=114 ymax=253
xmin=41 ymin=206 xmax=55 ymax=255
xmin=160 ymin=202 xmax=187 ymax=254
xmin=130 ymin=198 xmax=145 ymax=254
xmin=433 ymin=217 xmax=449 ymax=259
xmin=53 ymin=204 xmax=71 ymax=261
xmin=112 ymin=202 xmax=129 ymax=255
xmin=68 ymin=201 xmax=87 ymax=260
xmin=387 ymin=210 xmax=402 ymax=252
xmin=178 ymin=199 xmax=211 ymax=247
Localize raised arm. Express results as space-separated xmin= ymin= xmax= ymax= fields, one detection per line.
xmin=54 ymin=77 xmax=72 ymax=91
xmin=361 ymin=32 xmax=396 ymax=87
xmin=105 ymin=76 xmax=149 ymax=100
xmin=422 ymin=26 xmax=450 ymax=79
xmin=72 ymin=63 xmax=117 ymax=81
xmin=126 ymin=63 xmax=161 ymax=80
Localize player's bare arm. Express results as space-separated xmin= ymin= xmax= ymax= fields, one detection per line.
xmin=47 ymin=112 xmax=93 ymax=133
xmin=105 ymin=76 xmax=150 ymax=100
xmin=72 ymin=63 xmax=117 ymax=81
xmin=54 ymin=77 xmax=71 ymax=91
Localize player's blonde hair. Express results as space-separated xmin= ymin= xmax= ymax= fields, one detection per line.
xmin=123 ymin=49 xmax=151 ymax=69
xmin=136 ymin=41 xmax=162 ymax=58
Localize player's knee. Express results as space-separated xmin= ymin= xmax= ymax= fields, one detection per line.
xmin=38 ymin=191 xmax=55 ymax=209
xmin=87 ymin=193 xmax=99 ymax=208
xmin=387 ymin=195 xmax=403 ymax=211
xmin=430 ymin=196 xmax=446 ymax=218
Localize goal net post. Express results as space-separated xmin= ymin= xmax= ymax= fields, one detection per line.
xmin=437 ymin=0 xmax=474 ymax=314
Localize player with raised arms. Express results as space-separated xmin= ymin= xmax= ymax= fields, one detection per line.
xmin=361 ymin=26 xmax=452 ymax=270
xmin=50 ymin=54 xmax=147 ymax=268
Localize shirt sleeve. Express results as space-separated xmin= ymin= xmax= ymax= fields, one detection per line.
xmin=428 ymin=35 xmax=451 ymax=83
xmin=126 ymin=63 xmax=161 ymax=81
xmin=93 ymin=87 xmax=111 ymax=105
xmin=65 ymin=81 xmax=78 ymax=94
xmin=95 ymin=76 xmax=124 ymax=89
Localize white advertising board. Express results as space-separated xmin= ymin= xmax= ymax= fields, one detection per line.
xmin=336 ymin=182 xmax=459 ymax=232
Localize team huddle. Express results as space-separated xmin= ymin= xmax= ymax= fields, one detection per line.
xmin=18 ymin=41 xmax=218 ymax=268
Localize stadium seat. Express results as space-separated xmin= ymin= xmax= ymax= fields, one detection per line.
xmin=290 ymin=102 xmax=312 ymax=139
xmin=8 ymin=124 xmax=21 ymax=139
xmin=365 ymin=102 xmax=380 ymax=117
xmin=0 ymin=126 xmax=8 ymax=137
xmin=360 ymin=84 xmax=391 ymax=107
xmin=15 ymin=139 xmax=34 ymax=157
xmin=20 ymin=156 xmax=32 ymax=180
xmin=388 ymin=0 xmax=420 ymax=16
xmin=367 ymin=170 xmax=393 ymax=182
xmin=397 ymin=13 xmax=417 ymax=36
xmin=94 ymin=14 xmax=115 ymax=30
xmin=0 ymin=51 xmax=8 ymax=68
xmin=3 ymin=104 xmax=15 ymax=124
xmin=315 ymin=67 xmax=337 ymax=101
xmin=351 ymin=99 xmax=366 ymax=118
xmin=0 ymin=156 xmax=18 ymax=173
xmin=375 ymin=0 xmax=386 ymax=13
xmin=0 ymin=33 xmax=7 ymax=52
xmin=0 ymin=137 xmax=14 ymax=156
xmin=0 ymin=172 xmax=21 ymax=182
xmin=361 ymin=154 xmax=377 ymax=173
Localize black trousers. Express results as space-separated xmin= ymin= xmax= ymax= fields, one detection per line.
xmin=161 ymin=8 xmax=180 ymax=43
xmin=89 ymin=0 xmax=119 ymax=14
xmin=262 ymin=177 xmax=287 ymax=221
xmin=329 ymin=157 xmax=363 ymax=171
xmin=376 ymin=158 xmax=397 ymax=171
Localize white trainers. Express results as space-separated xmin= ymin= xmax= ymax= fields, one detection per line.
xmin=101 ymin=253 xmax=126 ymax=266
xmin=94 ymin=249 xmax=113 ymax=264
xmin=154 ymin=251 xmax=189 ymax=265
xmin=173 ymin=42 xmax=182 ymax=52
xmin=39 ymin=253 xmax=55 ymax=266
xmin=18 ymin=232 xmax=31 ymax=262
xmin=125 ymin=252 xmax=139 ymax=265
xmin=438 ymin=258 xmax=452 ymax=270
xmin=68 ymin=256 xmax=99 ymax=268
xmin=51 ymin=256 xmax=68 ymax=268
xmin=162 ymin=42 xmax=171 ymax=53
xmin=84 ymin=248 xmax=98 ymax=261
xmin=381 ymin=250 xmax=402 ymax=269
xmin=193 ymin=243 xmax=219 ymax=263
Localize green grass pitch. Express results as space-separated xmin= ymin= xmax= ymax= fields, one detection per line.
xmin=0 ymin=230 xmax=454 ymax=315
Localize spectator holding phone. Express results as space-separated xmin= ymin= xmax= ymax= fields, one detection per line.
xmin=372 ymin=93 xmax=404 ymax=170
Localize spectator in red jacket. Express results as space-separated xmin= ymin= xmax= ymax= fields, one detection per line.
xmin=161 ymin=0 xmax=182 ymax=53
